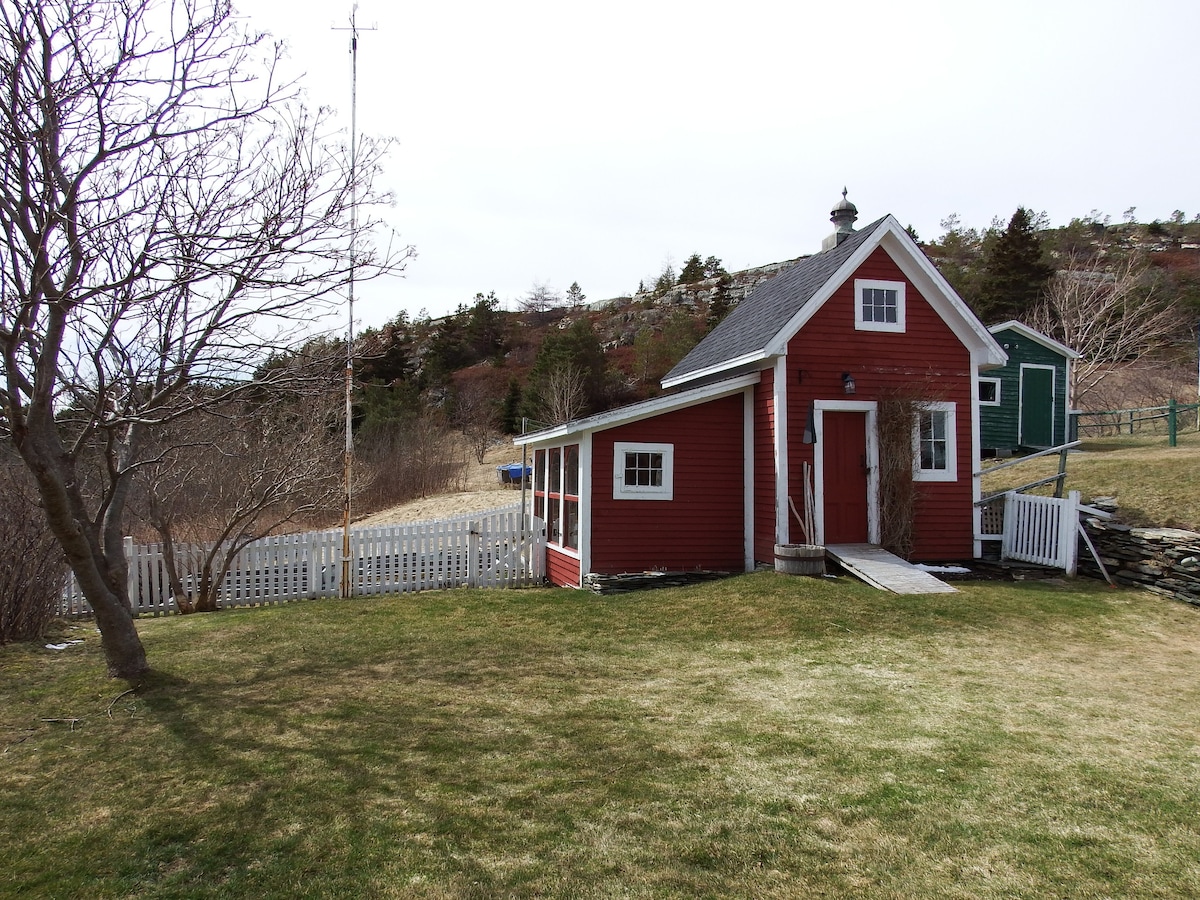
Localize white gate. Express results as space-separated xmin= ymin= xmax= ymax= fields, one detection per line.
xmin=1001 ymin=491 xmax=1080 ymax=574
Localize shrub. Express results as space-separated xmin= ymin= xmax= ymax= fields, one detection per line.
xmin=0 ymin=463 xmax=65 ymax=642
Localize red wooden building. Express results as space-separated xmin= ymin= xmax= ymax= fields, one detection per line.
xmin=519 ymin=196 xmax=1007 ymax=588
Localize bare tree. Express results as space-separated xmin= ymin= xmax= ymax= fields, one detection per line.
xmin=0 ymin=0 xmax=411 ymax=677
xmin=1028 ymin=256 xmax=1185 ymax=405
xmin=519 ymin=282 xmax=563 ymax=325
xmin=451 ymin=376 xmax=502 ymax=464
xmin=541 ymin=363 xmax=588 ymax=425
xmin=356 ymin=411 xmax=468 ymax=510
xmin=132 ymin=396 xmax=341 ymax=613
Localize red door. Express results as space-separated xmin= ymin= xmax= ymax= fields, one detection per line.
xmin=823 ymin=411 xmax=869 ymax=543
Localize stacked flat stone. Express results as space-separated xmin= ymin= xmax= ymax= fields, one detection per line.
xmin=1080 ymin=514 xmax=1200 ymax=607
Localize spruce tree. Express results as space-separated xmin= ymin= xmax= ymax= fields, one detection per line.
xmin=976 ymin=207 xmax=1055 ymax=322
xmin=679 ymin=253 xmax=706 ymax=284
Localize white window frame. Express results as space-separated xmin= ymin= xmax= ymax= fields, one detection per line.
xmin=613 ymin=441 xmax=674 ymax=500
xmin=979 ymin=377 xmax=1002 ymax=406
xmin=854 ymin=279 xmax=906 ymax=333
xmin=913 ymin=402 xmax=958 ymax=482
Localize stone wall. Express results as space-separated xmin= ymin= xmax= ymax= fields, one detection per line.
xmin=1079 ymin=517 xmax=1200 ymax=607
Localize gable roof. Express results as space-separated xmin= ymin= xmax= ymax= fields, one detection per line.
xmin=516 ymin=372 xmax=761 ymax=446
xmin=988 ymin=320 xmax=1080 ymax=359
xmin=662 ymin=215 xmax=1006 ymax=389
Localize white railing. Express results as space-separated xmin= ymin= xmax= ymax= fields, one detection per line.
xmin=60 ymin=505 xmax=546 ymax=617
xmin=1000 ymin=491 xmax=1080 ymax=574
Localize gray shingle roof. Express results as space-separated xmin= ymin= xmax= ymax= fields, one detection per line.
xmin=664 ymin=216 xmax=889 ymax=384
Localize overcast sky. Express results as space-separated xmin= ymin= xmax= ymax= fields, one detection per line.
xmin=235 ymin=0 xmax=1199 ymax=328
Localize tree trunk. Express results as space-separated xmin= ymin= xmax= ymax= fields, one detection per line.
xmin=15 ymin=416 xmax=149 ymax=679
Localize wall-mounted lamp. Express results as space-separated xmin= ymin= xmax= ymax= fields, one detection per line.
xmin=841 ymin=372 xmax=856 ymax=395
xmin=796 ymin=369 xmax=803 ymax=385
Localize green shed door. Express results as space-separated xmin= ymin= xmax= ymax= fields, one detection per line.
xmin=1019 ymin=365 xmax=1055 ymax=448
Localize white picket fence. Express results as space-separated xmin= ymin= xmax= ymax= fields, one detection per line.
xmin=1000 ymin=491 xmax=1081 ymax=574
xmin=61 ymin=505 xmax=546 ymax=617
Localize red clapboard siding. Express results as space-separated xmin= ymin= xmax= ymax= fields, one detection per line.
xmin=546 ymin=547 xmax=582 ymax=588
xmin=785 ymin=247 xmax=975 ymax=560
xmin=590 ymin=393 xmax=745 ymax=574
xmin=754 ymin=370 xmax=777 ymax=563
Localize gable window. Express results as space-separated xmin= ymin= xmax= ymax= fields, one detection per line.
xmin=914 ymin=402 xmax=957 ymax=482
xmin=979 ymin=378 xmax=1001 ymax=406
xmin=613 ymin=441 xmax=673 ymax=500
xmin=533 ymin=444 xmax=580 ymax=551
xmin=855 ymin=279 xmax=906 ymax=333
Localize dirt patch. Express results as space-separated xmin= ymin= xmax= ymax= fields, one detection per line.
xmin=354 ymin=441 xmax=529 ymax=527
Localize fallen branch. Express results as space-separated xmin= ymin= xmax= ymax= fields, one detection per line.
xmin=107 ymin=688 xmax=137 ymax=718
xmin=41 ymin=718 xmax=82 ymax=730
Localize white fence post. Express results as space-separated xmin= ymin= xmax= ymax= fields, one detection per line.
xmin=61 ymin=503 xmax=543 ymax=618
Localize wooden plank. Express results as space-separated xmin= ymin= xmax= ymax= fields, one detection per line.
xmin=825 ymin=544 xmax=958 ymax=594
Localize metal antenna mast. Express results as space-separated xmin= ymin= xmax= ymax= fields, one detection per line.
xmin=334 ymin=6 xmax=376 ymax=599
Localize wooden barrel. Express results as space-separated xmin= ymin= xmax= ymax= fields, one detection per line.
xmin=774 ymin=543 xmax=826 ymax=576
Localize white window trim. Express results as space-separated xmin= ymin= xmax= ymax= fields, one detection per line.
xmin=854 ymin=278 xmax=906 ymax=333
xmin=913 ymin=402 xmax=958 ymax=482
xmin=613 ymin=441 xmax=674 ymax=500
xmin=979 ymin=377 xmax=1002 ymax=406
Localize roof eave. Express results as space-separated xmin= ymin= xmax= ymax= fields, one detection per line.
xmin=659 ymin=350 xmax=772 ymax=390
xmin=515 ymin=371 xmax=762 ymax=445
xmin=988 ymin=320 xmax=1081 ymax=359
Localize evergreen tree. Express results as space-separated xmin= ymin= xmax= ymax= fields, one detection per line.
xmin=976 ymin=207 xmax=1055 ymax=322
xmin=652 ymin=263 xmax=677 ymax=297
xmin=501 ymin=378 xmax=523 ymax=434
xmin=924 ymin=213 xmax=987 ymax=305
xmin=679 ymin=253 xmax=706 ymax=284
xmin=565 ymin=281 xmax=586 ymax=309
xmin=523 ymin=318 xmax=607 ymax=421
xmin=706 ymin=274 xmax=733 ymax=331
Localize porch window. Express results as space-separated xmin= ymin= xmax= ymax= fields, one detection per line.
xmin=855 ymin=279 xmax=906 ymax=333
xmin=613 ymin=441 xmax=673 ymax=500
xmin=534 ymin=443 xmax=580 ymax=551
xmin=532 ymin=449 xmax=545 ymax=522
xmin=914 ymin=402 xmax=957 ymax=482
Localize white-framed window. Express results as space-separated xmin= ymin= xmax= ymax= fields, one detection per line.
xmin=533 ymin=444 xmax=580 ymax=550
xmin=855 ymin=279 xmax=906 ymax=333
xmin=979 ymin=377 xmax=1001 ymax=406
xmin=613 ymin=441 xmax=674 ymax=500
xmin=913 ymin=402 xmax=957 ymax=482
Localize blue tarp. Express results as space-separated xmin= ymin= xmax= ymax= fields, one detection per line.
xmin=497 ymin=463 xmax=532 ymax=483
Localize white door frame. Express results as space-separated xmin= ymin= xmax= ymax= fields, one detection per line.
xmin=813 ymin=400 xmax=880 ymax=545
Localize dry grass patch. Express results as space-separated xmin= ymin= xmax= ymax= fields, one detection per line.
xmin=982 ymin=431 xmax=1200 ymax=529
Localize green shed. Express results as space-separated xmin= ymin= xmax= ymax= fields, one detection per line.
xmin=980 ymin=321 xmax=1078 ymax=457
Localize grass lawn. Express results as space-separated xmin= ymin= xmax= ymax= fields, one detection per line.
xmin=2 ymin=574 xmax=1199 ymax=898
xmin=982 ymin=430 xmax=1200 ymax=531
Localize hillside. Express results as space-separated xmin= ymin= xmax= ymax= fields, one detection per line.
xmin=355 ymin=441 xmax=528 ymax=527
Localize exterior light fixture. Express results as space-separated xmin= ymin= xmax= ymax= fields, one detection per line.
xmin=842 ymin=372 xmax=856 ymax=395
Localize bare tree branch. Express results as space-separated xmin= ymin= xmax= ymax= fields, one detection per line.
xmin=1028 ymin=256 xmax=1186 ymax=405
xmin=0 ymin=0 xmax=413 ymax=677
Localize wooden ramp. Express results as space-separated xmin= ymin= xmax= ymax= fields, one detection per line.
xmin=825 ymin=544 xmax=958 ymax=594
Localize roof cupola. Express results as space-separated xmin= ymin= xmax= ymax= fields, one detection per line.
xmin=822 ymin=187 xmax=859 ymax=250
